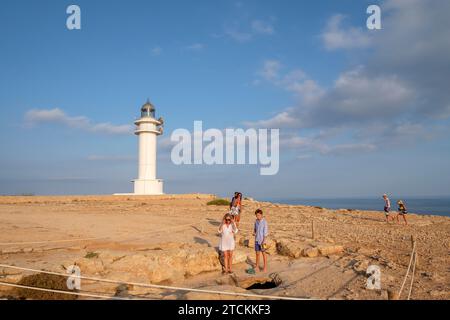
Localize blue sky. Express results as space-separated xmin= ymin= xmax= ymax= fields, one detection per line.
xmin=1 ymin=0 xmax=449 ymax=199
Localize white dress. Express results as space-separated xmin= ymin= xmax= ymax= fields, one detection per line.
xmin=219 ymin=224 xmax=236 ymax=251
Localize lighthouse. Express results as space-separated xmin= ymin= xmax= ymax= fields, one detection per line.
xmin=132 ymin=100 xmax=164 ymax=195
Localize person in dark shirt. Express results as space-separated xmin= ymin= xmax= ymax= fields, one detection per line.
xmin=396 ymin=200 xmax=408 ymax=226
xmin=229 ymin=192 xmax=242 ymax=227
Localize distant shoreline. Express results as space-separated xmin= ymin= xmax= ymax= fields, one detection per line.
xmin=1 ymin=193 xmax=449 ymax=217
xmin=264 ymin=197 xmax=450 ymax=217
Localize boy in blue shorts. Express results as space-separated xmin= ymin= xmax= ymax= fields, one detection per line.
xmin=253 ymin=209 xmax=269 ymax=273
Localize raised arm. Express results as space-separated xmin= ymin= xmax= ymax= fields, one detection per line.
xmin=218 ymin=217 xmax=224 ymax=233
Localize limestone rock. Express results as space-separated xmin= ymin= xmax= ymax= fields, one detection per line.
xmin=276 ymin=239 xmax=303 ymax=258
xmin=98 ymin=251 xmax=118 ymax=265
xmin=352 ymin=260 xmax=370 ymax=274
xmin=215 ymin=275 xmax=234 ymax=286
xmin=110 ymin=253 xmax=185 ymax=283
xmin=239 ymin=236 xmax=255 ymax=248
xmin=232 ymin=275 xmax=273 ymax=289
xmin=162 ymin=294 xmax=179 ymax=300
xmin=303 ymin=247 xmax=319 ymax=258
xmin=149 ymin=242 xmax=183 ymax=250
xmin=429 ymin=290 xmax=449 ymax=298
xmin=276 ymin=239 xmax=344 ymax=259
xmin=263 ymin=238 xmax=277 ymax=255
xmin=0 ymin=274 xmax=23 ymax=284
xmin=233 ymin=250 xmax=248 ymax=264
xmin=68 ymin=257 xmax=105 ymax=275
xmin=1 ymin=248 xmax=20 ymax=255
xmin=317 ymin=245 xmax=344 ymax=256
xmin=104 ymin=244 xmax=246 ymax=284
xmin=234 ymin=234 xmax=242 ymax=246
xmin=183 ymin=285 xmax=251 ymax=300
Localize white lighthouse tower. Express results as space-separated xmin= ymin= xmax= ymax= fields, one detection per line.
xmin=133 ymin=100 xmax=164 ymax=195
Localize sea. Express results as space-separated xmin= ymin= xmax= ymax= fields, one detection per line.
xmin=264 ymin=197 xmax=450 ymax=217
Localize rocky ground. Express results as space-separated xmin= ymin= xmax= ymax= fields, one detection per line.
xmin=0 ymin=194 xmax=448 ymax=300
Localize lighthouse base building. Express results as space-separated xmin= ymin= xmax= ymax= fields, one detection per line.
xmin=133 ymin=179 xmax=163 ymax=195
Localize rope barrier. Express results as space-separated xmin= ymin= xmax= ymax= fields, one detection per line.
xmin=398 ymin=238 xmax=417 ymax=299
xmin=0 ymin=281 xmax=134 ymax=300
xmin=0 ymin=264 xmax=310 ymax=300
xmin=0 ymin=237 xmax=109 ymax=246
xmin=407 ymin=251 xmax=417 ymax=300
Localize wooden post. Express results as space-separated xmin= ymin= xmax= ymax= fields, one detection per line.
xmin=311 ymin=220 xmax=315 ymax=240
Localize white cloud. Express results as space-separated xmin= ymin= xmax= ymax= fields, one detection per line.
xmin=24 ymin=108 xmax=133 ymax=135
xmin=248 ymin=0 xmax=450 ymax=158
xmin=259 ymin=60 xmax=282 ymax=81
xmin=244 ymin=110 xmax=298 ymax=128
xmin=251 ymin=20 xmax=274 ymax=35
xmin=285 ymin=79 xmax=325 ymax=104
xmin=151 ymin=46 xmax=162 ymax=56
xmin=320 ymin=143 xmax=377 ymax=155
xmin=310 ymin=67 xmax=414 ymax=125
xmin=184 ymin=43 xmax=205 ymax=51
xmin=224 ymin=19 xmax=275 ymax=43
xmin=369 ymin=0 xmax=450 ymax=119
xmin=279 ymin=133 xmax=377 ymax=156
xmin=364 ymin=122 xmax=436 ymax=147
xmin=252 ymin=62 xmax=414 ymax=129
xmin=24 ymin=108 xmax=88 ymax=127
xmin=224 ymin=27 xmax=253 ymax=42
xmin=321 ymin=14 xmax=372 ymax=50
xmin=255 ymin=59 xmax=324 ymax=105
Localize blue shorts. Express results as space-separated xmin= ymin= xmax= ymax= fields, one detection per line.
xmin=255 ymin=242 xmax=265 ymax=252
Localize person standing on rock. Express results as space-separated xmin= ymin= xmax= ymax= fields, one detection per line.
xmin=383 ymin=194 xmax=392 ymax=222
xmin=229 ymin=192 xmax=242 ymax=227
xmin=218 ymin=213 xmax=238 ymax=274
xmin=253 ymin=209 xmax=269 ymax=273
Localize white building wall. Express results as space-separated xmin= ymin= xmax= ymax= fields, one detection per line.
xmin=138 ymin=132 xmax=156 ymax=180
xmin=132 ymin=117 xmax=163 ymax=195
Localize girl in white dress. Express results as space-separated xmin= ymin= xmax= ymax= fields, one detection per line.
xmin=218 ymin=213 xmax=238 ymax=274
